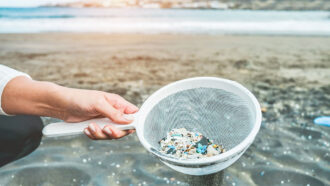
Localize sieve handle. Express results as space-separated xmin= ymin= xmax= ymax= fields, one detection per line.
xmin=42 ymin=113 xmax=138 ymax=137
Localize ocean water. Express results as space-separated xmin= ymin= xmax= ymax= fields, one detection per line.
xmin=0 ymin=7 xmax=330 ymax=35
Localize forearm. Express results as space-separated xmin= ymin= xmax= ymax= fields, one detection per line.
xmin=1 ymin=76 xmax=69 ymax=118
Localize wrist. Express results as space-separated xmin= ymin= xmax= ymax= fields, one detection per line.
xmin=36 ymin=82 xmax=73 ymax=119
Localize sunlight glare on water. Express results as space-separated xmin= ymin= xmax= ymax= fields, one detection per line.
xmin=0 ymin=8 xmax=329 ymax=35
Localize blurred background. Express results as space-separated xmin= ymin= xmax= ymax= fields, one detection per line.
xmin=0 ymin=0 xmax=330 ymax=34
xmin=0 ymin=0 xmax=329 ymax=186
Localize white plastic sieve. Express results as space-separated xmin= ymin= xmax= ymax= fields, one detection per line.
xmin=43 ymin=77 xmax=262 ymax=175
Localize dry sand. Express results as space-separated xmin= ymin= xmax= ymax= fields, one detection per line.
xmin=0 ymin=34 xmax=329 ymax=185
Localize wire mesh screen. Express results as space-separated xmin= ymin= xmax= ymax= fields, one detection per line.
xmin=143 ymin=87 xmax=255 ymax=151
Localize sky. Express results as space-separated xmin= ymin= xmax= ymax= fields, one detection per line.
xmin=0 ymin=0 xmax=79 ymax=7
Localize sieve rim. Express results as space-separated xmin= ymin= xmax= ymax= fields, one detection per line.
xmin=136 ymin=77 xmax=262 ymax=166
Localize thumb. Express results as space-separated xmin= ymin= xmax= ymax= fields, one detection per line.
xmin=96 ymin=102 xmax=133 ymax=124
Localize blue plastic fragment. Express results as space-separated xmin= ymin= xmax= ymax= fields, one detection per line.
xmin=195 ymin=133 xmax=199 ymax=137
xmin=172 ymin=134 xmax=182 ymax=137
xmin=202 ymin=145 xmax=207 ymax=153
xmin=260 ymin=171 xmax=265 ymax=176
xmin=196 ymin=143 xmax=207 ymax=154
xmin=314 ymin=116 xmax=330 ymax=127
xmin=168 ymin=145 xmax=175 ymax=149
xmin=196 ymin=144 xmax=202 ymax=153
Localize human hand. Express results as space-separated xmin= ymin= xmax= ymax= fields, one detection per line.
xmin=2 ymin=76 xmax=138 ymax=140
xmin=58 ymin=88 xmax=139 ymax=140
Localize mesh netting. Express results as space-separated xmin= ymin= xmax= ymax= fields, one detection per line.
xmin=143 ymin=87 xmax=254 ymax=152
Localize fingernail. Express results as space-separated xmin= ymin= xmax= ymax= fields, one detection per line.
xmin=104 ymin=127 xmax=112 ymax=135
xmin=129 ymin=130 xmax=135 ymax=134
xmin=89 ymin=124 xmax=96 ymax=132
xmin=84 ymin=129 xmax=91 ymax=136
xmin=123 ymin=114 xmax=134 ymax=121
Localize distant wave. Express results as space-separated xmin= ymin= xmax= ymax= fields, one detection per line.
xmin=0 ymin=14 xmax=75 ymax=19
xmin=0 ymin=8 xmax=329 ymax=35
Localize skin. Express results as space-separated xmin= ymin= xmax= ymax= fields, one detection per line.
xmin=2 ymin=76 xmax=139 ymax=140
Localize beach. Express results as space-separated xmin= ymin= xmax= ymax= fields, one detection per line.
xmin=0 ymin=33 xmax=329 ymax=185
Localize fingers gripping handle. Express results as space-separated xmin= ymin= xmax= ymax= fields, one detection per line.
xmin=42 ymin=114 xmax=138 ymax=137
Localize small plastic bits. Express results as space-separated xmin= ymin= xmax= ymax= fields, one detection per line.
xmin=158 ymin=128 xmax=225 ymax=159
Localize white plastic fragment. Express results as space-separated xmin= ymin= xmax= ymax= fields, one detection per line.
xmin=159 ymin=128 xmax=225 ymax=159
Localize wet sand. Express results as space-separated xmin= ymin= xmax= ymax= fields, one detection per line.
xmin=0 ymin=34 xmax=329 ymax=185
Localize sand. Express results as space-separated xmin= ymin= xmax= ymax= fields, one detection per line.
xmin=0 ymin=34 xmax=329 ymax=185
